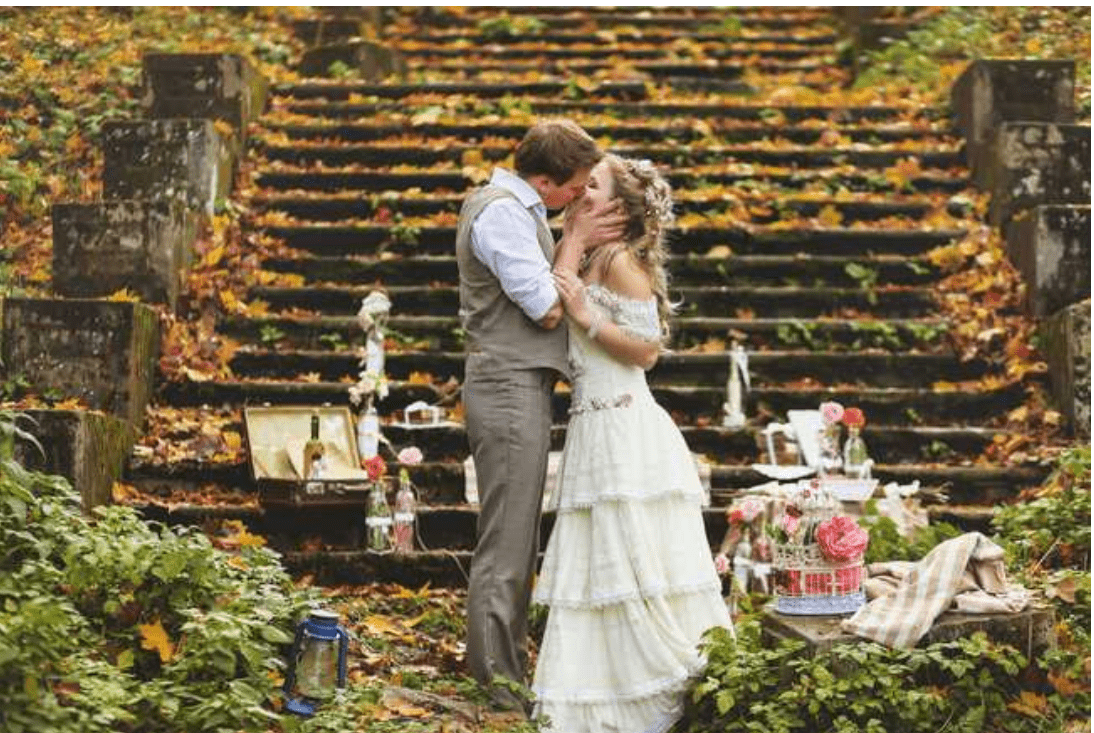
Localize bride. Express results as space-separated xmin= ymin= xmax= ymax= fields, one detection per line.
xmin=532 ymin=154 xmax=734 ymax=733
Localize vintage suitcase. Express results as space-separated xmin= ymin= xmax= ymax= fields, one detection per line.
xmin=242 ymin=405 xmax=379 ymax=507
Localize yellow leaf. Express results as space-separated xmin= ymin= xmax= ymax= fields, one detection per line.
xmin=1025 ymin=38 xmax=1043 ymax=55
xmin=202 ymin=245 xmax=226 ymax=268
xmin=817 ymin=205 xmax=843 ymax=228
xmin=139 ymin=619 xmax=176 ymax=663
xmin=219 ymin=289 xmax=241 ymax=313
xmin=363 ymin=614 xmax=401 ymax=636
xmin=111 ymin=481 xmax=142 ymax=503
xmin=1007 ymin=690 xmax=1048 ymax=716
xmin=53 ymin=397 xmax=85 ymax=410
xmin=107 ymin=288 xmax=140 ymax=302
xmin=406 ymin=371 xmax=434 ymax=385
xmin=706 ymin=245 xmax=732 ymax=258
xmin=932 ymin=381 xmax=958 ymax=393
xmin=460 ymin=149 xmax=483 ymax=167
xmin=222 ymin=431 xmax=242 ymax=452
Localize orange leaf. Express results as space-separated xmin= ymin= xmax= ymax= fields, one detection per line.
xmin=139 ymin=619 xmax=175 ymax=664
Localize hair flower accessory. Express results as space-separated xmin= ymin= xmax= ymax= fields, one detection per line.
xmin=814 ymin=515 xmax=869 ymax=563
xmin=842 ymin=407 xmax=865 ymax=428
xmin=819 ymin=401 xmax=844 ymax=425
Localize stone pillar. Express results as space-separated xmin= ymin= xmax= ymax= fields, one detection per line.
xmin=102 ymin=118 xmax=232 ymax=216
xmin=141 ymin=53 xmax=269 ymax=147
xmin=52 ymin=198 xmax=199 ymax=312
xmin=14 ymin=409 xmax=136 ymax=509
xmin=299 ymin=39 xmax=407 ymax=81
xmin=0 ymin=298 xmax=160 ymax=427
xmin=950 ymin=60 xmax=1075 ymax=186
xmin=1040 ymin=300 xmax=1092 ymax=438
xmin=1006 ymin=205 xmax=1091 ymax=318
xmin=986 ymin=122 xmax=1091 ymax=229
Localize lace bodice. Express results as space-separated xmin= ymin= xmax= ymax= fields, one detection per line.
xmin=568 ymin=283 xmax=662 ymax=412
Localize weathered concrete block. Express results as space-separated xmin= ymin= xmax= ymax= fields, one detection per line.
xmin=1040 ymin=299 xmax=1091 ymax=438
xmin=0 ymin=298 xmax=159 ymax=426
xmin=987 ymin=122 xmax=1091 ymax=228
xmin=13 ymin=409 xmax=136 ymax=510
xmin=141 ymin=53 xmax=269 ymax=146
xmin=299 ymin=39 xmax=407 ymax=81
xmin=102 ymin=118 xmax=232 ymax=216
xmin=1006 ymin=205 xmax=1091 ymax=317
xmin=51 ymin=198 xmax=199 ymax=311
xmin=292 ymin=17 xmax=366 ymax=46
xmin=951 ymin=60 xmax=1075 ymax=186
xmin=762 ymin=601 xmax=1056 ymax=661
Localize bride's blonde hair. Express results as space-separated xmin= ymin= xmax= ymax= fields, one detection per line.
xmin=601 ymin=154 xmax=675 ymax=338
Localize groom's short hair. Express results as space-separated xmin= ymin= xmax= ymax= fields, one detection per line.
xmin=514 ymin=119 xmax=602 ymax=185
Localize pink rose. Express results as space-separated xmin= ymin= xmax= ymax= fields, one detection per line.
xmin=364 ymin=455 xmax=387 ymax=482
xmin=713 ymin=553 xmax=730 ymax=576
xmin=815 ymin=515 xmax=869 ymax=563
xmin=727 ymin=508 xmax=745 ymax=526
xmin=820 ymin=401 xmax=844 ymax=425
xmin=397 ymin=446 xmax=423 ymax=465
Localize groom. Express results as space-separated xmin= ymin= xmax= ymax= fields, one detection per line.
xmin=456 ymin=119 xmax=622 ymax=711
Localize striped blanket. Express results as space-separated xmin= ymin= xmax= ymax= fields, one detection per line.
xmin=841 ymin=532 xmax=1030 ymax=648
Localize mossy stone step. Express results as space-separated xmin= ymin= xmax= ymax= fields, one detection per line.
xmin=276 ymin=99 xmax=937 ymax=125
xmin=230 ymin=348 xmax=991 ymax=390
xmin=400 ymin=9 xmax=834 ymax=32
xmin=261 ymin=253 xmax=940 ymax=288
xmin=253 ymin=168 xmax=967 ymax=197
xmin=252 ymin=192 xmax=966 ymax=224
xmin=274 ymin=79 xmax=647 ymax=101
xmin=256 ymin=222 xmax=963 ymax=258
xmin=159 ymin=375 xmax=1022 ymax=425
xmin=251 ymin=283 xmax=939 ymax=320
xmin=265 ymin=121 xmax=950 ymax=147
xmin=400 ymin=44 xmax=823 ymax=64
xmin=219 ymin=313 xmax=951 ymax=352
xmin=127 ymin=459 xmax=1048 ymax=515
xmin=403 ymin=30 xmax=837 ymax=47
xmin=257 ymin=141 xmax=961 ymax=171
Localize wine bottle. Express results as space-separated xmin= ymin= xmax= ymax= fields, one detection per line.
xmin=303 ymin=411 xmax=325 ymax=480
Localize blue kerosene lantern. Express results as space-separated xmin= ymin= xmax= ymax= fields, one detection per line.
xmin=282 ymin=609 xmax=350 ymax=716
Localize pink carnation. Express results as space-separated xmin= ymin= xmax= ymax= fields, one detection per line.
xmin=781 ymin=513 xmax=801 ymax=538
xmin=397 ymin=446 xmax=424 ymax=465
xmin=820 ymin=401 xmax=844 ymax=425
xmin=815 ymin=515 xmax=869 ymax=563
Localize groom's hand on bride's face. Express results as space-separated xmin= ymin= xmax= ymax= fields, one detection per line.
xmin=567 ymin=199 xmax=626 ymax=249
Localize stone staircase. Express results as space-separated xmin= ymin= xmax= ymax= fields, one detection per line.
xmin=126 ymin=7 xmax=1051 ymax=587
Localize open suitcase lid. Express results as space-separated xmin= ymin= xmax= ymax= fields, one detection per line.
xmin=242 ymin=405 xmax=371 ymax=483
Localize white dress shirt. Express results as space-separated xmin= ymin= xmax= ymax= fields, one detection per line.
xmin=470 ymin=168 xmax=559 ymax=321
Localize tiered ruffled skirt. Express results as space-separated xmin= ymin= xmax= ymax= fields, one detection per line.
xmin=532 ymin=390 xmax=733 ymax=733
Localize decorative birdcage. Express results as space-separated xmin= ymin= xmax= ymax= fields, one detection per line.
xmin=771 ymin=481 xmax=868 ymax=616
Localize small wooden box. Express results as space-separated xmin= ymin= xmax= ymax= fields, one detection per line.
xmin=243 ymin=405 xmax=377 ymax=507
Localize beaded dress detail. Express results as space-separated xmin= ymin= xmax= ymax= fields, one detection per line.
xmin=532 ymin=283 xmax=733 ymax=733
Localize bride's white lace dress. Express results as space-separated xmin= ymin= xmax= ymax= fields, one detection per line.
xmin=531 ymin=283 xmax=733 ymax=733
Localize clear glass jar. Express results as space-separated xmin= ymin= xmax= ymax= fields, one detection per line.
xmin=843 ymin=426 xmax=870 ymax=478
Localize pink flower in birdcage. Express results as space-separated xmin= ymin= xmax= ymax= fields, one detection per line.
xmin=713 ymin=553 xmax=731 ymax=576
xmin=727 ymin=497 xmax=764 ymax=526
xmin=397 ymin=446 xmax=423 ymax=465
xmin=815 ymin=515 xmax=869 ymax=563
xmin=820 ymin=401 xmax=844 ymax=425
xmin=781 ymin=513 xmax=801 ymax=539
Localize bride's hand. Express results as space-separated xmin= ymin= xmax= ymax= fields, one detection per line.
xmin=552 ymin=270 xmax=593 ymax=329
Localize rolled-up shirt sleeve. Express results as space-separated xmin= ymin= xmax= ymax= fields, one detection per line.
xmin=470 ymin=199 xmax=559 ymax=321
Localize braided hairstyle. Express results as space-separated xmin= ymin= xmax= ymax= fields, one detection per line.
xmin=601 ymin=154 xmax=676 ymax=339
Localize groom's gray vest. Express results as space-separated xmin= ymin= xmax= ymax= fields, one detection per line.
xmin=456 ymin=185 xmax=569 ymax=377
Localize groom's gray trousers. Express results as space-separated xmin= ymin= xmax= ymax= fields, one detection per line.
xmin=464 ymin=358 xmax=555 ymax=692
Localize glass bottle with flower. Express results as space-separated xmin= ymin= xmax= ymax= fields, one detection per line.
xmin=841 ymin=407 xmax=871 ymax=478
xmin=392 ymin=447 xmax=423 ymax=554
xmin=818 ymin=401 xmax=844 ymax=477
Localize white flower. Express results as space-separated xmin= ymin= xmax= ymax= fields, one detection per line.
xmin=357 ymin=290 xmax=391 ymax=332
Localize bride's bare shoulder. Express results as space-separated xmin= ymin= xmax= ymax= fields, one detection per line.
xmin=601 ymin=247 xmax=653 ymax=301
